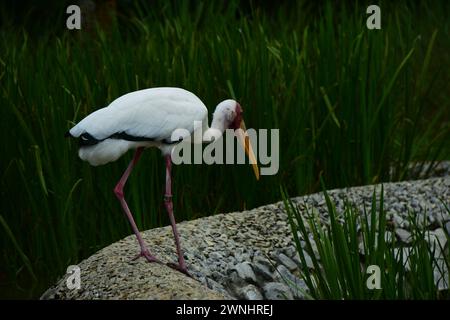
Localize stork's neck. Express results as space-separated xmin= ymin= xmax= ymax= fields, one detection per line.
xmin=202 ymin=114 xmax=228 ymax=142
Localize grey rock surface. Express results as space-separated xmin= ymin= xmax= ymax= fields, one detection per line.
xmin=240 ymin=284 xmax=264 ymax=300
xmin=232 ymin=262 xmax=257 ymax=283
xmin=42 ymin=171 xmax=449 ymax=300
xmin=263 ymin=282 xmax=294 ymax=300
xmin=395 ymin=228 xmax=412 ymax=244
xmin=276 ymin=253 xmax=298 ymax=271
xmin=40 ymin=248 xmax=229 ymax=300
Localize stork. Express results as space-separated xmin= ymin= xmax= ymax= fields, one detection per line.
xmin=65 ymin=87 xmax=259 ymax=275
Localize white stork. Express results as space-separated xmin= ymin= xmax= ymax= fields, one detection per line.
xmin=66 ymin=87 xmax=259 ymax=275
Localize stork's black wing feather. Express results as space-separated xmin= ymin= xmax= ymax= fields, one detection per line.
xmin=65 ymin=130 xmax=181 ymax=147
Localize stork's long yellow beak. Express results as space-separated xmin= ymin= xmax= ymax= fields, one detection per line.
xmin=235 ymin=120 xmax=260 ymax=180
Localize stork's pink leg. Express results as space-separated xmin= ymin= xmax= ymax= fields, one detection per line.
xmin=114 ymin=147 xmax=160 ymax=264
xmin=164 ymin=155 xmax=189 ymax=276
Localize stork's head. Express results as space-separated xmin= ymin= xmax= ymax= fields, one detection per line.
xmin=209 ymin=99 xmax=259 ymax=180
xmin=211 ymin=99 xmax=243 ymax=130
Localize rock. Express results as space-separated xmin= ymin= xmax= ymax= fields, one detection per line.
xmin=209 ymin=252 xmax=223 ymax=260
xmin=41 ymin=257 xmax=229 ymax=300
xmin=232 ymin=262 xmax=257 ymax=283
xmin=410 ymin=199 xmax=420 ymax=209
xmin=428 ymin=214 xmax=436 ymax=226
xmin=283 ymin=245 xmax=297 ymax=258
xmin=229 ymin=271 xmax=246 ymax=287
xmin=425 ymin=228 xmax=448 ymax=253
xmin=433 ymin=228 xmax=447 ymax=248
xmin=394 ymin=248 xmax=412 ymax=272
xmin=206 ymin=278 xmax=231 ymax=298
xmin=445 ymin=221 xmax=450 ymax=235
xmin=252 ymin=262 xmax=273 ymax=281
xmin=276 ymin=253 xmax=298 ymax=271
xmin=292 ymin=252 xmax=314 ymax=269
xmin=253 ymin=256 xmax=274 ymax=270
xmin=262 ymin=282 xmax=294 ymax=300
xmin=234 ymin=248 xmax=244 ymax=258
xmin=209 ymin=270 xmax=222 ymax=281
xmin=306 ymin=237 xmax=320 ymax=257
xmin=433 ymin=257 xmax=449 ymax=291
xmin=358 ymin=241 xmax=366 ymax=255
xmin=274 ymin=265 xmax=308 ymax=299
xmin=433 ymin=211 xmax=447 ymax=224
xmin=401 ymin=220 xmax=410 ymax=229
xmin=395 ymin=228 xmax=412 ymax=244
xmin=393 ymin=214 xmax=404 ymax=227
xmin=360 ymin=231 xmax=396 ymax=255
xmin=239 ymin=284 xmax=263 ymax=300
xmin=41 ymin=175 xmax=450 ymax=300
xmin=384 ymin=231 xmax=394 ymax=243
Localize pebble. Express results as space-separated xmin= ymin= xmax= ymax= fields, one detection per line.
xmin=206 ymin=277 xmax=229 ymax=296
xmin=283 ymin=245 xmax=297 ymax=258
xmin=393 ymin=214 xmax=404 ymax=227
xmin=232 ymin=262 xmax=257 ymax=283
xmin=262 ymin=282 xmax=294 ymax=300
xmin=445 ymin=221 xmax=450 ymax=235
xmin=209 ymin=252 xmax=223 ymax=260
xmin=292 ymin=252 xmax=314 ymax=269
xmin=425 ymin=228 xmax=447 ymax=252
xmin=394 ymin=248 xmax=412 ymax=271
xmin=395 ymin=228 xmax=412 ymax=244
xmin=252 ymin=262 xmax=274 ymax=281
xmin=276 ymin=253 xmax=298 ymax=271
xmin=253 ymin=256 xmax=274 ymax=270
xmin=433 ymin=256 xmax=449 ymax=291
xmin=384 ymin=231 xmax=394 ymax=243
xmin=274 ymin=265 xmax=308 ymax=299
xmin=240 ymin=284 xmax=263 ymax=300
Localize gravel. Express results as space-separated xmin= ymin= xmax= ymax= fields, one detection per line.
xmin=395 ymin=228 xmax=412 ymax=244
xmin=42 ymin=167 xmax=450 ymax=300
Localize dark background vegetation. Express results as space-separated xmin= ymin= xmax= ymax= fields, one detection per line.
xmin=0 ymin=1 xmax=449 ymax=298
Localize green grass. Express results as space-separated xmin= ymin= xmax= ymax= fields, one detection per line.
xmin=0 ymin=1 xmax=449 ymax=298
xmin=282 ymin=183 xmax=450 ymax=299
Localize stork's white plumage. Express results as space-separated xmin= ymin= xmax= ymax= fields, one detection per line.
xmin=66 ymin=87 xmax=259 ymax=275
xmin=68 ymin=87 xmax=208 ymax=165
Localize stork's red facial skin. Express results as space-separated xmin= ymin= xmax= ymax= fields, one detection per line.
xmin=232 ymin=103 xmax=243 ymax=129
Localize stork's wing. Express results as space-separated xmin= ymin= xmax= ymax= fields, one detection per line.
xmin=68 ymin=87 xmax=208 ymax=143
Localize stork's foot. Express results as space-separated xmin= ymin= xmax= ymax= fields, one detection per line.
xmin=132 ymin=249 xmax=161 ymax=264
xmin=167 ymin=262 xmax=191 ymax=277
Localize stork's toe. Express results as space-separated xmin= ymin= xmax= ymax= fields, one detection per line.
xmin=132 ymin=249 xmax=162 ymax=264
